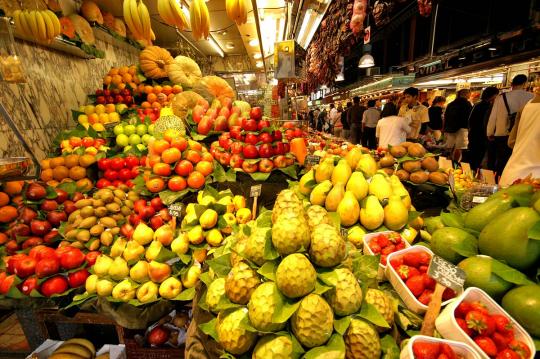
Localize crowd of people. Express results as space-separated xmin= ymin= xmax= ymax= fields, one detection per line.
xmin=307 ymin=74 xmax=539 ymax=184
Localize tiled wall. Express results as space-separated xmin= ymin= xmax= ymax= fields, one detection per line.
xmin=0 ymin=37 xmax=139 ymax=160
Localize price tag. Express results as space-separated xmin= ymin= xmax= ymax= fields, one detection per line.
xmin=250 ymin=184 xmax=262 ymax=198
xmin=104 ymin=122 xmax=117 ymax=130
xmin=427 ymin=255 xmax=466 ymax=292
xmin=480 ymin=169 xmax=496 ymax=185
xmin=460 ymin=162 xmax=472 ymax=175
xmin=472 ymin=196 xmax=488 ymax=204
xmin=304 ymin=155 xmax=321 ymax=167
xmin=340 ymin=227 xmax=348 ymax=238
xmin=168 ymin=203 xmax=184 ymax=218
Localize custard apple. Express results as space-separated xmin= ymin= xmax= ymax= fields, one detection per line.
xmin=272 ymin=189 xmax=304 ymax=223
xmin=248 ymin=282 xmax=285 ymax=332
xmin=324 ymin=268 xmax=362 ymax=316
xmin=276 ymin=253 xmax=316 ymax=298
xmin=252 ymin=334 xmax=293 ymax=359
xmin=216 ymin=308 xmax=257 ymax=355
xmin=309 ymin=223 xmax=346 ymax=267
xmin=345 ymin=319 xmax=381 ymax=359
xmin=230 ymin=234 xmax=248 ymax=267
xmin=364 ymin=288 xmax=394 ymax=329
xmin=272 ymin=212 xmax=310 ymax=256
xmin=225 ymin=261 xmax=260 ymax=304
xmin=291 ymin=294 xmax=333 ymax=348
xmin=206 ymin=277 xmax=225 ymax=313
xmin=244 ymin=227 xmax=270 ymax=266
xmin=306 ymin=205 xmax=332 ymax=229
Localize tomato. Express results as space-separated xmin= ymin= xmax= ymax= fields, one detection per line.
xmin=146 ymin=178 xmax=165 ymax=193
xmin=170 ymin=137 xmax=187 ymax=151
xmin=161 ymin=148 xmax=181 ymax=164
xmin=195 ymin=161 xmax=213 ymax=177
xmin=187 ymin=171 xmax=205 ymax=189
xmin=97 ymin=158 xmax=111 ymax=171
xmin=185 ymin=150 xmax=201 ymax=164
xmin=153 ymin=163 xmax=172 ymax=177
xmin=168 ymin=176 xmax=187 ymax=191
xmin=103 ymin=169 xmax=118 ymax=181
xmin=175 ymin=160 xmax=193 ymax=177
xmin=125 ymin=156 xmax=140 ymax=168
xmin=110 ymin=157 xmax=126 ymax=171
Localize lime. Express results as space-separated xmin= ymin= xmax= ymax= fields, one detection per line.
xmin=116 ymin=134 xmax=129 ymax=147
xmin=124 ymin=124 xmax=136 ymax=136
xmin=136 ymin=124 xmax=147 ymax=136
xmin=148 ymin=124 xmax=155 ymax=135
xmin=141 ymin=134 xmax=152 ymax=145
xmin=129 ymin=134 xmax=141 ymax=145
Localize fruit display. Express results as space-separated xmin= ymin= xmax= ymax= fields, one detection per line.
xmin=77 ymin=103 xmax=123 ymax=131
xmin=410 ymin=337 xmax=462 ymax=359
xmin=189 ymin=0 xmax=210 ymax=40
xmin=96 ymin=155 xmax=143 ymax=188
xmin=39 ymin=154 xmax=95 ymax=189
xmin=113 ymin=121 xmax=154 ymax=152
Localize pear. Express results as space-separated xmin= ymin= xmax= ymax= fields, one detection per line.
xmin=171 ymin=232 xmax=190 ymax=255
xmin=314 ymin=158 xmax=334 ymax=183
xmin=182 ymin=211 xmax=198 ymax=227
xmin=298 ymin=169 xmax=315 ymax=196
xmin=310 ymin=180 xmax=333 ymax=206
xmin=123 ymin=240 xmax=145 ymax=262
xmin=217 ymin=196 xmax=235 ymax=213
xmin=185 ymin=203 xmax=196 ymax=215
xmin=325 ymin=183 xmax=345 ymax=212
xmin=133 ymin=223 xmax=154 ymax=246
xmin=384 ymin=195 xmax=409 ymax=231
xmin=389 ymin=175 xmax=411 ymax=209
xmin=96 ymin=279 xmax=114 ymax=296
xmin=112 ymin=279 xmax=136 ymax=301
xmin=108 ymin=257 xmax=130 ymax=281
xmin=368 ymin=173 xmax=393 ymax=201
xmin=110 ymin=237 xmax=127 ymax=258
xmin=199 ymin=209 xmax=218 ymax=229
xmin=136 ymin=281 xmax=158 ymax=303
xmin=93 ymin=255 xmax=113 ymax=277
xmin=360 ymin=195 xmax=385 ymax=230
xmin=233 ymin=195 xmax=246 ymax=211
xmin=206 ymin=228 xmax=224 ymax=246
xmin=154 ymin=224 xmax=174 ymax=246
xmin=356 ymin=154 xmax=378 ymax=178
xmin=347 ymin=225 xmax=367 ymax=248
xmin=345 ymin=147 xmax=363 ymax=169
xmin=130 ymin=260 xmax=150 ymax=283
xmin=145 ymin=240 xmax=163 ymax=262
xmin=188 ymin=225 xmax=204 ymax=244
xmin=331 ymin=159 xmax=352 ymax=185
xmin=337 ymin=191 xmax=360 ymax=227
xmin=346 ymin=171 xmax=369 ymax=201
xmin=85 ymin=274 xmax=99 ymax=293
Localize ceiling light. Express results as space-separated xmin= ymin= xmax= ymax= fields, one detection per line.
xmin=221 ymin=31 xmax=228 ymax=36
xmin=226 ymin=42 xmax=235 ymax=49
xmin=458 ymin=56 xmax=466 ymax=60
xmin=488 ymin=47 xmax=497 ymax=51
xmin=249 ymin=39 xmax=259 ymax=46
xmin=253 ymin=53 xmax=262 ymax=59
xmin=358 ymin=53 xmax=375 ymax=68
xmin=256 ymin=61 xmax=263 ymax=68
xmin=296 ymin=9 xmax=323 ymax=49
xmin=208 ymin=37 xmax=225 ymax=57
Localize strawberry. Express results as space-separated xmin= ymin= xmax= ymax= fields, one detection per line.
xmin=508 ymin=339 xmax=530 ymax=359
xmin=377 ymin=234 xmax=390 ymax=247
xmin=493 ymin=332 xmax=511 ymax=352
xmin=437 ymin=355 xmax=450 ymax=359
xmin=440 ymin=343 xmax=457 ymax=359
xmin=474 ymin=336 xmax=498 ymax=357
xmin=380 ymin=254 xmax=388 ymax=266
xmin=455 ymin=301 xmax=472 ymax=318
xmin=389 ymin=257 xmax=403 ymax=269
xmin=381 ymin=244 xmax=396 ymax=255
xmin=422 ymin=273 xmax=436 ymax=289
xmin=466 ymin=310 xmax=495 ymax=336
xmin=418 ymin=251 xmax=431 ymax=265
xmin=369 ymin=241 xmax=381 ymax=254
xmin=456 ymin=317 xmax=474 ymax=337
xmin=406 ymin=275 xmax=425 ymax=296
xmin=418 ymin=289 xmax=433 ymax=305
xmin=469 ymin=301 xmax=489 ymax=315
xmin=390 ymin=233 xmax=402 ymax=244
xmin=496 ymin=349 xmax=521 ymax=359
xmin=395 ymin=241 xmax=406 ymax=250
xmin=492 ymin=314 xmax=513 ymax=335
xmin=412 ymin=341 xmax=440 ymax=359
xmin=403 ymin=252 xmax=422 ymax=267
xmin=419 ymin=265 xmax=429 ymax=273
xmin=397 ymin=265 xmax=411 ymax=280
xmin=442 ymin=287 xmax=456 ymax=301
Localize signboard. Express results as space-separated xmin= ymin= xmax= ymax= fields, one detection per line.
xmin=250 ymin=184 xmax=262 ymax=198
xmin=304 ymin=155 xmax=321 ymax=167
xmin=427 ymin=255 xmax=466 ymax=292
xmin=168 ymin=203 xmax=183 ymax=218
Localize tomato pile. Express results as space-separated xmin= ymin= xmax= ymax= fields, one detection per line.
xmin=367 ymin=232 xmax=406 ymax=265
xmin=97 ymin=156 xmax=143 ymax=189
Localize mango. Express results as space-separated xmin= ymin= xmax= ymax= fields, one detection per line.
xmin=464 ymin=195 xmax=517 ymax=232
xmin=431 ymin=227 xmax=478 ymax=264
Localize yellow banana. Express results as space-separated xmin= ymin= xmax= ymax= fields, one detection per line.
xmin=236 ymin=0 xmax=246 ymax=25
xmin=137 ymin=0 xmax=151 ymax=41
xmin=189 ymin=0 xmax=201 ymax=40
xmin=46 ymin=10 xmax=62 ymax=37
xmin=130 ymin=0 xmax=144 ymax=38
xmin=123 ymin=0 xmax=136 ymax=37
xmin=18 ymin=11 xmax=31 ymax=38
xmin=200 ymin=0 xmax=209 ymax=39
xmin=150 ymin=28 xmax=155 ymax=41
xmin=12 ymin=10 xmax=23 ymax=36
xmin=26 ymin=11 xmax=40 ymax=40
xmin=41 ymin=11 xmax=55 ymax=40
xmin=169 ymin=0 xmax=189 ymax=30
xmin=157 ymin=0 xmax=173 ymax=25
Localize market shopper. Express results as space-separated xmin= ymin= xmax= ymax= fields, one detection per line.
xmin=328 ymin=103 xmax=339 ymax=134
xmin=316 ymin=107 xmax=327 ymax=132
xmin=443 ymin=89 xmax=473 ymax=161
xmin=398 ymin=87 xmax=429 ymax=140
xmin=347 ymin=96 xmax=366 ymax=144
xmin=376 ymin=102 xmax=411 ymax=148
xmin=486 ymin=74 xmax=533 ymax=175
xmin=333 ymin=104 xmax=344 ymax=138
xmin=467 ymin=86 xmax=499 ymax=171
xmin=341 ymin=101 xmax=352 ymax=139
xmin=362 ymin=99 xmax=381 ymax=148
xmin=428 ymin=96 xmax=446 ymax=140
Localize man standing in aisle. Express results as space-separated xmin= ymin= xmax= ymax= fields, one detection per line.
xmin=347 ymin=96 xmax=366 ymax=144
xmin=443 ymin=89 xmax=473 ymax=161
xmin=341 ymin=101 xmax=352 ymax=140
xmin=362 ymin=99 xmax=381 ymax=148
xmin=328 ymin=103 xmax=338 ymax=134
xmin=486 ymin=74 xmax=533 ymax=176
xmin=399 ymin=87 xmax=429 ymax=141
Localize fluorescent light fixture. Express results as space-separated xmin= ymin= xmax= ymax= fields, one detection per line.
xmin=458 ymin=56 xmax=466 ymax=60
xmin=208 ymin=37 xmax=225 ymax=57
xmin=249 ymin=39 xmax=259 ymax=46
xmin=416 ymin=79 xmax=454 ymax=86
xmin=277 ymin=16 xmax=285 ymax=42
xmin=226 ymin=42 xmax=235 ymax=49
xmin=178 ymin=2 xmax=191 ymax=25
xmin=256 ymin=61 xmax=263 ymax=68
xmin=253 ymin=53 xmax=262 ymax=59
xmin=296 ymin=9 xmax=323 ymax=49
xmin=358 ymin=53 xmax=375 ymax=68
xmin=488 ymin=47 xmax=497 ymax=51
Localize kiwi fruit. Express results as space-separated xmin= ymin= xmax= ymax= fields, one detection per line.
xmin=428 ymin=172 xmax=448 ymax=185
xmin=421 ymin=157 xmax=439 ymax=172
xmin=379 ymin=154 xmax=395 ymax=168
xmin=390 ymin=145 xmax=407 ymax=158
xmin=396 ymin=169 xmax=410 ymax=181
xmin=407 ymin=143 xmax=427 ymax=158
xmin=402 ymin=160 xmax=422 ymax=173
xmin=410 ymin=171 xmax=429 ymax=184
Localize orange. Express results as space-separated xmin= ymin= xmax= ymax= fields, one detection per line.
xmin=128 ymin=66 xmax=137 ymax=75
xmin=53 ymin=166 xmax=69 ymax=181
xmin=0 ymin=232 xmax=8 ymax=245
xmin=157 ymin=93 xmax=168 ymax=103
xmin=76 ymin=178 xmax=93 ymax=191
xmin=61 ymin=178 xmax=74 ymax=183
xmin=79 ymin=154 xmax=96 ymax=168
xmin=151 ymin=102 xmax=161 ymax=110
xmin=118 ymin=66 xmax=129 ymax=75
xmin=117 ymin=83 xmax=126 ymax=91
xmin=153 ymin=163 xmax=171 ymax=176
xmin=147 ymin=93 xmax=157 ymax=103
xmin=40 ymin=168 xmax=54 ymax=182
xmin=103 ymin=76 xmax=112 ymax=85
xmin=201 ymin=152 xmax=214 ymax=162
xmin=147 ymin=154 xmax=161 ymax=168
xmin=3 ymin=181 xmax=23 ymax=195
xmin=50 ymin=157 xmax=65 ymax=168
xmin=108 ymin=67 xmax=119 ymax=76
xmin=112 ymin=74 xmax=122 ymax=85
xmin=195 ymin=161 xmax=213 ymax=177
xmin=187 ymin=171 xmax=205 ymax=189
xmin=146 ymin=177 xmax=165 ymax=193
xmin=161 ymin=147 xmax=181 ymax=164
xmin=167 ymin=93 xmax=175 ymax=101
xmin=41 ymin=158 xmax=51 ymax=169
xmin=188 ymin=140 xmax=202 ymax=151
xmin=185 ymin=150 xmax=201 ymax=164
xmin=153 ymin=85 xmax=162 ymax=94
xmin=144 ymin=85 xmax=154 ymax=94
xmin=141 ymin=101 xmax=151 ymax=109
xmin=0 ymin=192 xmax=9 ymax=207
xmin=88 ymin=113 xmax=99 ymax=124
xmin=170 ymin=137 xmax=188 ymax=152
xmin=137 ymin=84 xmax=146 ymax=94
xmin=133 ymin=76 xmax=141 ymax=84
xmin=162 ymin=85 xmax=173 ymax=95
xmin=64 ymin=154 xmax=80 ymax=168
xmin=69 ymin=166 xmax=86 ymax=180
xmin=152 ymin=139 xmax=170 ymax=155
xmin=0 ymin=205 xmax=18 ymax=223
xmin=172 ymin=85 xmax=182 ymax=94
xmin=105 ymin=104 xmax=116 ymax=113
xmin=167 ymin=176 xmax=187 ymax=192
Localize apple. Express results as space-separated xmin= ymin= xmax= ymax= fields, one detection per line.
xmin=273 ymin=155 xmax=288 ymax=168
xmin=158 ymin=208 xmax=172 ymax=222
xmin=242 ymin=161 xmax=258 ymax=173
xmin=47 ymin=211 xmax=67 ymax=228
xmin=21 ymin=236 xmax=43 ymax=249
xmin=96 ymin=96 xmax=106 ymax=104
xmin=245 ymin=133 xmax=259 ymax=145
xmin=44 ymin=229 xmax=60 ymax=244
xmin=229 ymin=126 xmax=243 ymax=140
xmin=60 ymin=247 xmax=85 ymax=270
xmin=26 ymin=182 xmax=46 ymax=201
xmin=86 ymin=251 xmax=100 ymax=266
xmin=29 ymin=245 xmax=56 ymax=261
xmin=154 ymin=224 xmax=174 ymax=246
xmin=284 ymin=143 xmax=290 ymax=153
xmin=148 ymin=325 xmax=170 ymax=346
xmin=206 ymin=108 xmax=218 ymax=119
xmin=231 ymin=106 xmax=241 ymax=115
xmin=273 ymin=142 xmax=286 ymax=155
xmin=20 ymin=277 xmax=39 ymax=296
xmin=192 ymin=105 xmax=205 ymax=124
xmin=40 ymin=276 xmax=68 ymax=297
xmin=106 ymin=95 xmax=115 ymax=103
xmin=40 ymin=200 xmax=58 ymax=212
xmin=285 ymin=156 xmax=295 ymax=166
xmin=198 ymin=116 xmax=214 ymax=135
xmin=149 ymin=215 xmax=164 ymax=231
xmin=230 ymin=154 xmax=244 ymax=168
xmin=6 ymin=254 xmax=26 ymax=274
xmin=219 ymin=134 xmax=232 ymax=150
xmin=63 ymin=200 xmax=77 ymax=215
xmin=218 ymin=152 xmax=231 ymax=166
xmin=250 ymin=107 xmax=262 ymax=120
xmin=19 ymin=207 xmax=37 ymax=224
xmin=30 ymin=219 xmax=52 ymax=236
xmin=9 ymin=223 xmax=30 ymax=238
xmin=68 ymin=269 xmax=90 ymax=288
xmin=258 ymin=119 xmax=270 ymax=130
xmin=0 ymin=274 xmax=16 ymax=295
xmin=259 ymin=132 xmax=273 ymax=143
xmin=136 ymin=281 xmax=158 ymax=303
xmin=214 ymin=115 xmax=228 ymax=131
xmin=219 ymin=106 xmax=230 ymax=118
xmin=242 ymin=118 xmax=257 ymax=132
xmin=35 ymin=257 xmax=60 ymax=278
xmin=243 ymin=144 xmax=258 ymax=159
xmin=258 ymin=144 xmax=274 ymax=158
xmin=227 ymin=113 xmax=240 ymax=128
xmin=148 ymin=261 xmax=171 ymax=283
xmin=14 ymin=257 xmax=36 ymax=278
xmin=294 ymin=128 xmax=303 ymax=138
xmin=150 ymin=197 xmax=164 ymax=211
xmin=258 ymin=158 xmax=274 ymax=173
xmin=230 ymin=141 xmax=244 ymax=154
xmin=54 ymin=188 xmax=68 ymax=203
xmin=133 ymin=199 xmax=147 ymax=214
xmin=140 ymin=206 xmax=156 ymax=220
xmin=5 ymin=240 xmax=19 ymax=253
xmin=158 ymin=277 xmax=182 ymax=299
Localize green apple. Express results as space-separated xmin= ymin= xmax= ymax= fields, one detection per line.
xmin=148 ymin=124 xmax=155 ymax=135
xmin=141 ymin=134 xmax=152 ymax=145
xmin=136 ymin=281 xmax=158 ymax=303
xmin=159 ymin=277 xmax=182 ymax=299
xmin=96 ymin=279 xmax=114 ymax=296
xmin=112 ymin=279 xmax=136 ymax=301
xmin=116 ymin=134 xmax=129 ymax=148
xmin=136 ymin=124 xmax=147 ymax=136
xmin=124 ymin=124 xmax=136 ymax=136
xmin=113 ymin=124 xmax=124 ymax=135
xmin=129 ymin=134 xmax=141 ymax=145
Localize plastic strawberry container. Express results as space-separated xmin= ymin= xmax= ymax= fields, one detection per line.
xmin=435 ymin=287 xmax=535 ymax=359
xmin=363 ymin=231 xmax=410 ymax=280
xmin=385 ymin=245 xmax=461 ymax=314
xmin=400 ymin=335 xmax=481 ymax=359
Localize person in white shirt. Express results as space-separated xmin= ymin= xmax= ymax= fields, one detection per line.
xmin=398 ymin=87 xmax=429 ymax=140
xmin=328 ymin=104 xmax=338 ymax=132
xmin=376 ymin=102 xmax=411 ymax=149
xmin=486 ymin=74 xmax=533 ymax=175
xmin=362 ymin=99 xmax=381 ymax=148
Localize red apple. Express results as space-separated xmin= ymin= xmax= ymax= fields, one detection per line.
xmin=106 ymin=95 xmax=115 ymax=103
xmin=30 ymin=220 xmax=52 ymax=236
xmin=219 ymin=107 xmax=230 ymax=118
xmin=68 ymin=269 xmax=90 ymax=288
xmin=60 ymin=247 xmax=85 ymax=270
xmin=198 ymin=116 xmax=214 ymax=135
xmin=118 ymin=168 xmax=132 ymax=182
xmin=231 ymin=106 xmax=241 ymax=115
xmin=294 ymin=128 xmax=303 ymax=138
xmin=36 ymin=257 xmax=60 ymax=278
xmin=43 ymin=229 xmax=60 ymax=244
xmin=258 ymin=119 xmax=270 ymax=130
xmin=47 ymin=211 xmax=67 ymax=228
xmin=230 ymin=154 xmax=244 ymax=168
xmin=192 ymin=105 xmax=205 ymax=124
xmin=243 ymin=144 xmax=258 ymax=159
xmin=9 ymin=223 xmax=30 ymax=239
xmin=21 ymin=236 xmax=44 ymax=249
xmin=273 ymin=142 xmax=286 ymax=155
xmin=129 ymin=213 xmax=142 ymax=226
xmin=86 ymin=251 xmax=100 ymax=266
xmin=41 ymin=199 xmax=58 ymax=211
xmin=158 ymin=208 xmax=172 ymax=222
xmin=62 ymin=200 xmax=77 ymax=215
xmin=0 ymin=274 xmax=16 ymax=295
xmin=214 ymin=115 xmax=228 ymax=131
xmin=6 ymin=254 xmax=26 ymax=274
xmin=273 ymin=130 xmax=282 ymax=141
xmin=250 ymin=107 xmax=262 ymax=120
xmin=259 ymin=132 xmax=273 ymax=143
xmin=284 ymin=143 xmax=290 ymax=153
xmin=258 ymin=144 xmax=274 ymax=158
xmin=19 ymin=277 xmax=39 ymax=296
xmin=285 ymin=129 xmax=295 ymax=141
xmin=219 ymin=134 xmax=232 ymax=151
xmin=19 ymin=207 xmax=37 ymax=224
xmin=219 ymin=152 xmax=231 ymax=166
xmin=258 ymin=159 xmax=274 ymax=173
xmin=148 ymin=325 xmax=170 ymax=346
xmin=96 ymin=96 xmax=106 ymax=104
xmin=134 ymin=199 xmax=147 ymax=214
xmin=120 ymin=223 xmax=135 ymax=239
xmin=29 ymin=245 xmax=56 ymax=261
xmin=242 ymin=161 xmax=258 ymax=173
xmin=54 ymin=189 xmax=69 ymax=204
xmin=230 ymin=141 xmax=244 ymax=154
xmin=149 ymin=216 xmax=164 ymax=231
xmin=26 ymin=182 xmax=46 ymax=201
xmin=150 ymin=197 xmax=164 ymax=211
xmin=243 ymin=119 xmax=257 ymax=132
xmin=273 ymin=155 xmax=288 ymax=168
xmin=14 ymin=257 xmax=36 ymax=278
xmin=40 ymin=276 xmax=68 ymax=297
xmin=245 ymin=133 xmax=259 ymax=145
xmin=229 ymin=126 xmax=243 ymax=140
xmin=140 ymin=206 xmax=156 ymax=220
xmin=110 ymin=157 xmax=126 ymax=171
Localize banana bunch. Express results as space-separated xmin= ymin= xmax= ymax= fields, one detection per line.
xmin=226 ymin=0 xmax=247 ymax=25
xmin=47 ymin=338 xmax=96 ymax=359
xmin=157 ymin=0 xmax=189 ymax=30
xmin=13 ymin=10 xmax=61 ymax=43
xmin=190 ymin=0 xmax=210 ymax=40
xmin=123 ymin=0 xmax=153 ymax=44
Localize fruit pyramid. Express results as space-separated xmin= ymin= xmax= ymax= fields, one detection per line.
xmin=200 ymin=188 xmax=396 ymax=357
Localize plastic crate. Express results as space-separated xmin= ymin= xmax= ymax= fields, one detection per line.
xmin=400 ymin=335 xmax=481 ymax=359
xmin=363 ymin=231 xmax=410 ymax=280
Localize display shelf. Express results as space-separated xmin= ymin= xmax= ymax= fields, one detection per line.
xmin=92 ymin=26 xmax=140 ymax=55
xmin=13 ymin=31 xmax=96 ymax=59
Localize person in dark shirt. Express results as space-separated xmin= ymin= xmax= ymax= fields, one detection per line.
xmin=467 ymin=86 xmax=499 ymax=171
xmin=342 ymin=101 xmax=352 ymax=140
xmin=347 ymin=96 xmax=366 ymax=144
xmin=443 ymin=89 xmax=473 ymax=161
xmin=428 ymin=96 xmax=445 ymax=140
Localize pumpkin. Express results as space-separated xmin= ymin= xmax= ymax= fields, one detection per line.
xmin=193 ymin=75 xmax=235 ymax=103
xmin=171 ymin=91 xmax=205 ymax=120
xmin=80 ymin=0 xmax=103 ymax=25
xmin=139 ymin=46 xmax=173 ymax=79
xmin=167 ymin=56 xmax=202 ymax=88
xmin=68 ymin=14 xmax=95 ymax=44
xmin=290 ymin=138 xmax=307 ymax=165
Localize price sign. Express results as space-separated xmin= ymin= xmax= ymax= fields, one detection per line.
xmin=168 ymin=203 xmax=184 ymax=218
xmin=340 ymin=227 xmax=348 ymax=238
xmin=250 ymin=184 xmax=262 ymax=198
xmin=427 ymin=255 xmax=466 ymax=292
xmin=472 ymin=196 xmax=488 ymax=204
xmin=304 ymin=155 xmax=321 ymax=167
xmin=104 ymin=122 xmax=117 ymax=131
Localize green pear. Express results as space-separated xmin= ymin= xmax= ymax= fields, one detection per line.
xmin=360 ymin=195 xmax=385 ymax=230
xmin=130 ymin=260 xmax=149 ymax=283
xmin=390 ymin=175 xmax=411 ymax=209
xmin=346 ymin=171 xmax=369 ymax=201
xmin=145 ymin=240 xmax=163 ymax=262
xmin=112 ymin=279 xmax=136 ymax=301
xmin=110 ymin=237 xmax=127 ymax=258
xmin=356 ymin=154 xmax=378 ymax=178
xmin=337 ymin=191 xmax=360 ymax=227
xmin=331 ymin=159 xmax=352 ymax=185
xmin=314 ymin=158 xmax=335 ymax=183
xmin=325 ymin=183 xmax=345 ymax=212
xmin=133 ymin=223 xmax=154 ymax=246
xmin=93 ymin=255 xmax=113 ymax=277
xmin=384 ymin=195 xmax=409 ymax=231
xmin=298 ymin=169 xmax=315 ymax=196
xmin=368 ymin=173 xmax=393 ymax=201
xmin=108 ymin=257 xmax=130 ymax=281
xmin=310 ymin=180 xmax=333 ymax=206
xmin=123 ymin=240 xmax=145 ymax=262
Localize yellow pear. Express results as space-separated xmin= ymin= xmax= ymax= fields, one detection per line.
xmin=217 ymin=196 xmax=235 ymax=213
xmin=206 ymin=228 xmax=224 ymax=246
xmin=96 ymin=279 xmax=114 ymax=296
xmin=133 ymin=223 xmax=154 ymax=246
xmin=85 ymin=274 xmax=99 ymax=294
xmin=356 ymin=154 xmax=378 ymax=178
xmin=185 ymin=203 xmax=196 ymax=216
xmin=221 ymin=213 xmax=237 ymax=234
xmin=346 ymin=171 xmax=369 ymax=201
xmin=384 ymin=195 xmax=409 ymax=231
xmin=236 ymin=208 xmax=252 ymax=224
xmin=369 ymin=173 xmax=393 ymax=201
xmin=108 ymin=257 xmax=130 ymax=281
xmin=310 ymin=180 xmax=333 ymax=206
xmin=112 ymin=279 xmax=136 ymax=301
xmin=298 ymin=169 xmax=315 ymax=196
xmin=337 ymin=191 xmax=360 ymax=227
xmin=159 ymin=277 xmax=182 ymax=299
xmin=145 ymin=240 xmax=163 ymax=261
xmin=171 ymin=232 xmax=190 ymax=255
xmin=154 ymin=224 xmax=174 ymax=246
xmin=314 ymin=158 xmax=334 ymax=183
xmin=136 ymin=281 xmax=158 ymax=303
xmin=233 ymin=195 xmax=246 ymax=211
xmin=123 ymin=240 xmax=145 ymax=262
xmin=182 ymin=211 xmax=198 ymax=227
xmin=345 ymin=147 xmax=363 ymax=169
xmin=110 ymin=237 xmax=127 ymax=258
xmin=347 ymin=225 xmax=367 ymax=248
xmin=182 ymin=265 xmax=202 ymax=288
xmin=93 ymin=255 xmax=113 ymax=277
xmin=360 ymin=195 xmax=385 ymax=230
xmin=331 ymin=159 xmax=352 ymax=185
xmin=199 ymin=209 xmax=218 ymax=229
xmin=325 ymin=183 xmax=345 ymax=212
xmin=390 ymin=175 xmax=411 ymax=209
xmin=130 ymin=260 xmax=149 ymax=283
xmin=187 ymin=225 xmax=204 ymax=244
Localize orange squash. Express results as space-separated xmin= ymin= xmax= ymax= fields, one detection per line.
xmin=290 ymin=138 xmax=307 ymax=165
xmin=139 ymin=46 xmax=173 ymax=79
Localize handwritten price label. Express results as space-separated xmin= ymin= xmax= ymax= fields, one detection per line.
xmin=168 ymin=203 xmax=184 ymax=218
xmin=250 ymin=184 xmax=262 ymax=198
xmin=340 ymin=228 xmax=348 ymax=238
xmin=428 ymin=255 xmax=466 ymax=292
xmin=304 ymin=155 xmax=321 ymax=167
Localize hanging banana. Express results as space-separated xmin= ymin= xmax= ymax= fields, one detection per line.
xmin=157 ymin=0 xmax=189 ymax=30
xmin=226 ymin=0 xmax=247 ymax=26
xmin=123 ymin=0 xmax=153 ymax=45
xmin=190 ymin=0 xmax=209 ymax=40
xmin=13 ymin=9 xmax=61 ymax=42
